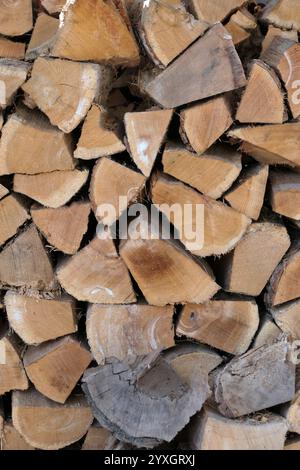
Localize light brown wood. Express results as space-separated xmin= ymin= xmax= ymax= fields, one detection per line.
xmin=145 ymin=23 xmax=246 ymax=108
xmin=271 ymin=298 xmax=300 ymax=340
xmin=89 ymin=158 xmax=146 ymax=225
xmin=230 ymin=7 xmax=257 ymax=30
xmin=281 ymin=391 xmax=300 ymax=434
xmin=120 ymin=212 xmax=219 ymax=306
xmin=0 ymin=195 xmax=30 ymax=246
xmin=236 ymin=60 xmax=285 ymax=123
xmin=87 ymin=304 xmax=175 ymax=365
xmin=0 ymin=225 xmax=56 ymax=291
xmin=12 ymin=389 xmax=93 ymax=450
xmin=22 ymin=58 xmax=101 ymax=133
xmin=0 ymin=184 xmax=8 ymax=200
xmin=177 ymin=299 xmax=259 ymax=355
xmin=125 ymin=109 xmax=173 ymax=176
xmin=224 ymin=164 xmax=269 ymax=220
xmin=0 ymin=331 xmax=28 ymax=395
xmin=0 ymin=0 xmax=32 ymax=36
xmin=180 ymin=95 xmax=233 ymax=154
xmin=261 ymin=0 xmax=300 ymax=31
xmin=190 ymin=407 xmax=288 ymax=450
xmin=0 ymin=60 xmax=29 ymax=109
xmin=252 ymin=315 xmax=281 ymax=349
xmin=23 ymin=336 xmax=92 ymax=404
xmin=57 ymin=237 xmax=136 ymax=304
xmin=262 ymin=37 xmax=300 ymax=119
xmin=26 ymin=13 xmax=59 ymax=60
xmin=218 ymin=222 xmax=290 ymax=296
xmin=270 ymin=169 xmax=300 ymax=220
xmin=225 ymin=20 xmax=250 ymax=46
xmin=41 ymin=0 xmax=65 ymax=14
xmin=229 ymin=123 xmax=300 ymax=168
xmin=0 ymin=112 xmax=74 ymax=176
xmin=162 ymin=143 xmax=241 ymax=199
xmin=5 ymin=291 xmax=77 ymax=345
xmin=151 ymin=173 xmax=250 ymax=257
xmin=284 ymin=437 xmax=300 ymax=450
xmin=266 ymin=242 xmax=300 ymax=307
xmin=0 ymin=38 xmax=25 ymax=60
xmin=82 ymin=424 xmax=115 ymax=451
xmin=140 ymin=0 xmax=208 ymax=67
xmin=75 ymin=105 xmax=125 ymax=160
xmin=1 ymin=421 xmax=35 ymax=450
xmin=189 ymin=0 xmax=246 ymax=23
xmin=261 ymin=25 xmax=298 ymax=54
xmin=31 ymin=201 xmax=90 ymax=254
xmin=14 ymin=169 xmax=89 ymax=208
xmin=51 ymin=0 xmax=140 ymax=66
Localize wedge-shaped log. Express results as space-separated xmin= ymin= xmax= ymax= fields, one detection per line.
xmin=189 ymin=0 xmax=247 ymax=23
xmin=0 ymin=331 xmax=28 ymax=395
xmin=145 ymin=23 xmax=246 ymax=108
xmin=0 ymin=60 xmax=29 ymax=109
xmin=14 ymin=169 xmax=89 ymax=208
xmin=31 ymin=201 xmax=90 ymax=254
xmin=214 ymin=340 xmax=295 ymax=418
xmin=282 ymin=391 xmax=300 ymax=434
xmin=0 ymin=112 xmax=74 ymax=175
xmin=0 ymin=38 xmax=25 ymax=59
xmin=25 ymin=13 xmax=59 ymax=60
xmin=1 ymin=421 xmax=34 ymax=450
xmin=41 ymin=0 xmax=64 ymax=14
xmin=0 ymin=0 xmax=32 ymax=36
xmin=261 ymin=0 xmax=300 ymax=31
xmin=0 ymin=225 xmax=56 ymax=291
xmin=224 ymin=164 xmax=268 ymax=220
xmin=252 ymin=315 xmax=281 ymax=349
xmin=57 ymin=237 xmax=136 ymax=304
xmin=285 ymin=438 xmax=300 ymax=450
xmin=163 ymin=342 xmax=222 ymax=376
xmin=218 ymin=222 xmax=290 ymax=296
xmin=23 ymin=58 xmax=101 ymax=133
xmin=180 ymin=95 xmax=233 ymax=154
xmin=12 ymin=389 xmax=93 ymax=450
xmin=162 ymin=144 xmax=241 ymax=199
xmin=270 ymin=170 xmax=300 ymax=220
xmin=261 ymin=25 xmax=298 ymax=54
xmin=75 ymin=105 xmax=125 ymax=160
xmin=23 ymin=336 xmax=92 ymax=404
xmin=0 ymin=184 xmax=8 ymax=200
xmin=125 ymin=109 xmax=173 ymax=176
xmin=0 ymin=195 xmax=30 ymax=246
xmin=87 ymin=304 xmax=175 ymax=364
xmin=225 ymin=19 xmax=250 ymax=46
xmin=5 ymin=292 xmax=77 ymax=345
xmin=51 ymin=0 xmax=140 ymax=66
xmin=177 ymin=299 xmax=259 ymax=355
xmin=271 ymin=299 xmax=300 ymax=340
xmin=151 ymin=174 xmax=250 ymax=257
xmin=82 ymin=424 xmax=116 ymax=451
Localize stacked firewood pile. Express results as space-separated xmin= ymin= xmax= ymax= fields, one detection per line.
xmin=1 ymin=0 xmax=300 ymax=451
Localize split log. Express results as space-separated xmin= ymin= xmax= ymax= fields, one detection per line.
xmin=261 ymin=25 xmax=298 ymax=54
xmin=23 ymin=336 xmax=92 ymax=404
xmin=1 ymin=421 xmax=35 ymax=450
xmin=0 ymin=112 xmax=74 ymax=176
xmin=189 ymin=0 xmax=246 ymax=23
xmin=236 ymin=60 xmax=285 ymax=123
xmin=125 ymin=109 xmax=173 ymax=176
xmin=228 ymin=123 xmax=300 ymax=168
xmin=214 ymin=339 xmax=295 ymax=418
xmin=225 ymin=19 xmax=250 ymax=46
xmin=22 ymin=58 xmax=102 ymax=133
xmin=218 ymin=222 xmax=290 ymax=296
xmin=0 ymin=60 xmax=29 ymax=109
xmin=180 ymin=95 xmax=233 ymax=155
xmin=0 ymin=0 xmax=33 ymax=36
xmin=252 ymin=315 xmax=281 ymax=348
xmin=176 ymin=299 xmax=259 ymax=355
xmin=82 ymin=424 xmax=116 ymax=451
xmin=0 ymin=184 xmax=8 ymax=200
xmin=74 ymin=105 xmax=125 ymax=160
xmin=14 ymin=169 xmax=89 ymax=208
xmin=41 ymin=0 xmax=65 ymax=14
xmin=120 ymin=212 xmax=219 ymax=306
xmin=5 ymin=291 xmax=77 ymax=345
xmin=224 ymin=164 xmax=268 ymax=220
xmin=0 ymin=38 xmax=25 ymax=60
xmin=51 ymin=0 xmax=140 ymax=66
xmin=230 ymin=7 xmax=257 ymax=30
xmin=12 ymin=389 xmax=93 ymax=450
xmin=284 ymin=437 xmax=300 ymax=450
xmin=0 ymin=225 xmax=56 ymax=291
xmin=82 ymin=354 xmax=210 ymax=448
xmin=31 ymin=201 xmax=90 ymax=254
xmin=86 ymin=304 xmax=175 ymax=365
xmin=162 ymin=143 xmax=242 ymax=199
xmin=190 ymin=407 xmax=288 ymax=450
xmin=0 ymin=331 xmax=28 ymax=395
xmin=151 ymin=173 xmax=250 ymax=257
xmin=270 ymin=170 xmax=300 ymax=221
xmin=262 ymin=37 xmax=300 ymax=119
xmin=281 ymin=391 xmax=300 ymax=433
xmin=0 ymin=195 xmax=30 ymax=246
xmin=261 ymin=0 xmax=300 ymax=31
xmin=140 ymin=0 xmax=208 ymax=67
xmin=271 ymin=299 xmax=300 ymax=340
xmin=57 ymin=237 xmax=136 ymax=304
xmin=266 ymin=243 xmax=300 ymax=307
xmin=25 ymin=13 xmax=59 ymax=60
xmin=89 ymin=158 xmax=146 ymax=224
xmin=145 ymin=23 xmax=246 ymax=108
